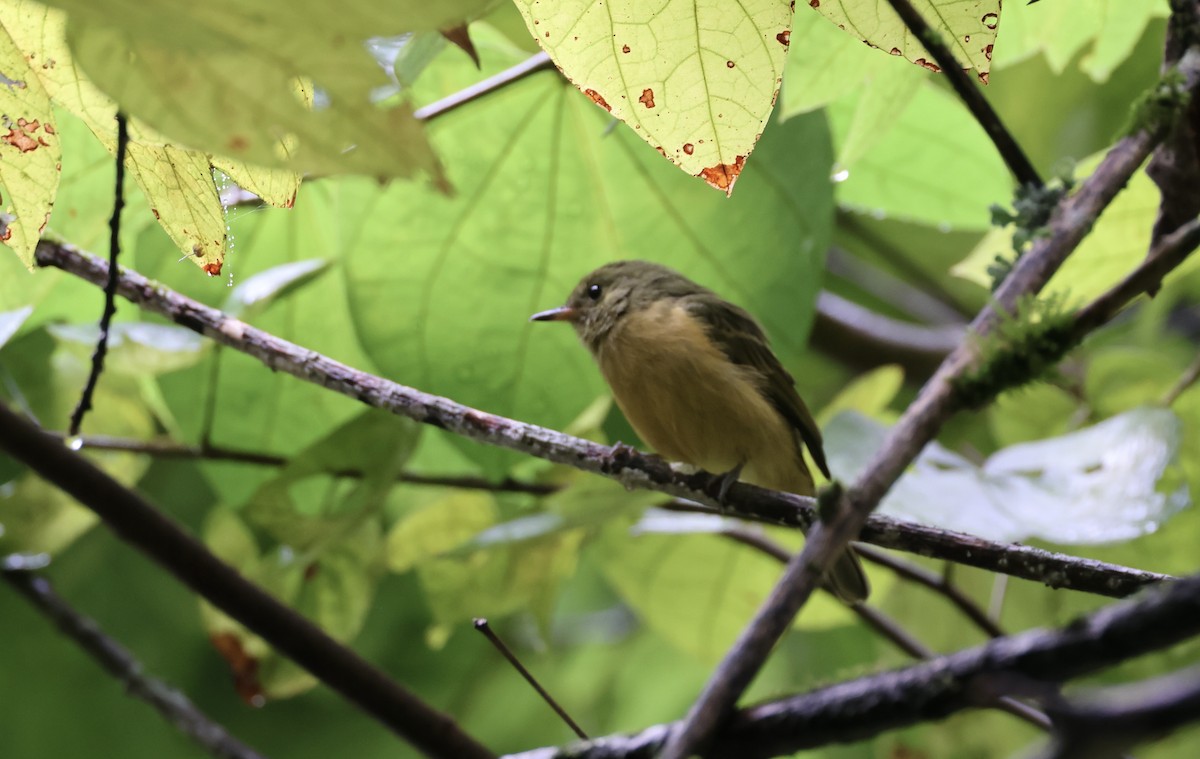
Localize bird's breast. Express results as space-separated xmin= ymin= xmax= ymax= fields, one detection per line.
xmin=596 ymin=301 xmax=802 ymax=489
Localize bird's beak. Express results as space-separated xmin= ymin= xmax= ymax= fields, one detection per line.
xmin=530 ymin=306 xmax=577 ymax=322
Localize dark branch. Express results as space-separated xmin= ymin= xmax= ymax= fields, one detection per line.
xmin=68 ymin=112 xmax=128 ymax=437
xmin=882 ymin=0 xmax=1042 ymax=187
xmin=0 ymin=401 xmax=495 ymax=759
xmin=474 ymin=619 xmax=588 ymax=740
xmin=1034 ymin=665 xmax=1200 ymax=759
xmin=2 ymin=565 xmax=267 ymax=759
xmin=508 ymin=572 xmax=1200 ymax=759
xmin=656 ymin=42 xmax=1200 ymax=759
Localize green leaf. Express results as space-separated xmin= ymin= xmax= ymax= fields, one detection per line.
xmin=243 ymin=409 xmax=421 ymax=549
xmin=514 ymin=0 xmax=793 ymax=194
xmin=212 ymin=158 xmax=300 ymax=211
xmin=826 ymin=407 xmax=1190 ymax=544
xmin=0 ymin=18 xmax=61 ymax=268
xmin=393 ymin=31 xmax=448 ymax=89
xmin=597 ymin=521 xmax=853 ymax=663
xmin=988 ymin=383 xmax=1078 ymax=448
xmin=417 ymin=517 xmax=584 ymax=630
xmin=386 ymin=490 xmax=498 ymax=573
xmin=200 ymin=507 xmax=382 ymax=701
xmin=994 ymin=0 xmax=1169 ymax=82
xmin=833 ymin=79 xmax=1011 ymax=230
xmin=223 ymin=258 xmax=331 ymax=319
xmin=343 ymin=32 xmax=834 ymax=476
xmin=39 ymin=0 xmax=459 ymax=184
xmin=124 ymin=124 xmax=227 ymax=276
xmin=781 ymin=6 xmax=909 ymax=118
xmin=0 ymin=327 xmax=156 ymax=555
xmin=817 ymin=364 xmax=905 ymax=426
xmin=1 ymin=1 xmax=229 ymax=272
xmin=811 ymin=0 xmax=1000 ymax=82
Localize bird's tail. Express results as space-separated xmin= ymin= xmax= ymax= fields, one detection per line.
xmin=825 ymin=547 xmax=870 ymax=604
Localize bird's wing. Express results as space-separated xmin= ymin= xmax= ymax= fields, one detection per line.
xmin=686 ymin=297 xmax=831 ymax=480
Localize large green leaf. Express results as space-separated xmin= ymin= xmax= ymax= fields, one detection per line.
xmin=811 ymin=0 xmax=1000 ymax=82
xmin=37 ymin=0 xmax=475 ymax=182
xmin=0 ymin=17 xmax=60 ymax=268
xmin=1 ymin=1 xmax=228 ymax=272
xmin=832 ymin=78 xmax=1011 ymax=230
xmin=343 ymin=35 xmax=833 ymax=475
xmin=994 ymin=0 xmax=1168 ymax=82
xmin=514 ymin=0 xmax=794 ymax=194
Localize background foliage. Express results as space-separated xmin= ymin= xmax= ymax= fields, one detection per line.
xmin=1 ymin=0 xmax=1197 ymax=757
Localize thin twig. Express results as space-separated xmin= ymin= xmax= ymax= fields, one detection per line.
xmin=2 ymin=566 xmax=267 ymax=759
xmin=31 ymin=245 xmax=1174 ymax=599
xmin=0 ymin=401 xmax=495 ymax=759
xmin=414 ymin=52 xmax=554 ymax=122
xmin=853 ymin=544 xmax=1004 ymax=638
xmin=656 ymin=43 xmax=1200 ymax=759
xmin=49 ymin=432 xmax=559 ymax=495
xmin=1161 ymin=351 xmax=1200 ymax=406
xmin=507 ymin=573 xmax=1200 ymax=759
xmin=882 ymin=0 xmax=1042 ymax=187
xmin=68 ymin=112 xmax=128 ymax=437
xmin=474 ymin=619 xmax=588 ymax=740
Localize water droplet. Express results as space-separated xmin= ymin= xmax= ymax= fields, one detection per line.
xmin=66 ymin=435 xmax=83 ymax=451
xmin=831 ymin=168 xmax=850 ymax=183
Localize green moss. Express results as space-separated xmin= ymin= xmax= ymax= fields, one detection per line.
xmin=988 ymin=174 xmax=1075 ymax=291
xmin=1123 ymin=67 xmax=1190 ymax=138
xmin=952 ymin=295 xmax=1077 ymax=409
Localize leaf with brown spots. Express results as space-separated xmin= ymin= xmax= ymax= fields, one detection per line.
xmin=0 ymin=19 xmax=60 ymax=268
xmin=514 ymin=0 xmax=794 ymax=195
xmin=811 ymin=0 xmax=1001 ymax=83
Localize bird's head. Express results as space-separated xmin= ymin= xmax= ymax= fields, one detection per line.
xmin=530 ymin=260 xmax=698 ymax=350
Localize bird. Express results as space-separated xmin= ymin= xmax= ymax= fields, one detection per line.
xmin=530 ymin=260 xmax=869 ymax=603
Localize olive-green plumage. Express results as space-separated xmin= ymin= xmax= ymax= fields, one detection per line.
xmin=532 ymin=260 xmax=869 ymax=603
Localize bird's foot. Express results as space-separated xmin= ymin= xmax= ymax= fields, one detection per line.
xmin=609 ymin=441 xmax=639 ymax=466
xmin=706 ymin=462 xmax=745 ymax=513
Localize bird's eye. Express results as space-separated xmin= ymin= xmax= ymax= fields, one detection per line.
xmin=587 ymin=284 xmax=602 ymax=300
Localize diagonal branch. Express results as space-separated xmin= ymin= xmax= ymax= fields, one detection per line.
xmin=657 ymin=42 xmax=1200 ymax=759
xmin=0 ymin=401 xmax=495 ymax=759
xmin=32 ymin=243 xmax=1173 ymax=599
xmin=2 ymin=562 xmax=267 ymax=759
xmin=881 ymin=0 xmax=1042 ymax=187
xmin=507 ymin=572 xmax=1200 ymax=759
